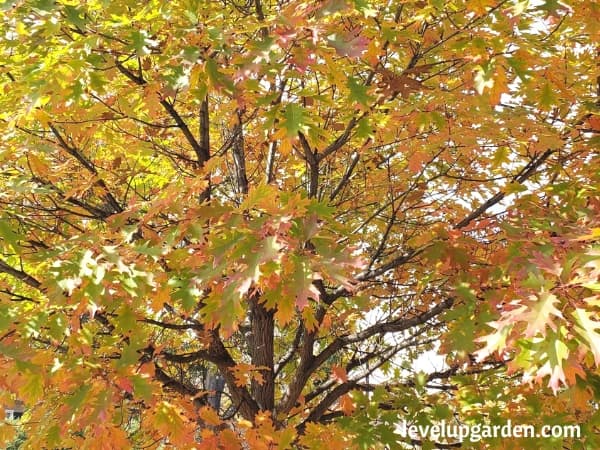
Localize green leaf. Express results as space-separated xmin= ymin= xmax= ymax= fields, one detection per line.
xmin=64 ymin=5 xmax=87 ymax=29
xmin=32 ymin=0 xmax=55 ymax=12
xmin=66 ymin=384 xmax=91 ymax=412
xmin=505 ymin=181 xmax=528 ymax=194
xmin=205 ymin=58 xmax=235 ymax=93
xmin=573 ymin=308 xmax=600 ymax=366
xmin=19 ymin=368 xmax=44 ymax=403
xmin=115 ymin=304 xmax=137 ymax=333
xmin=134 ymin=241 xmax=164 ymax=257
xmin=0 ymin=218 xmax=21 ymax=250
xmin=130 ymin=30 xmax=154 ymax=56
xmin=182 ymin=46 xmax=201 ymax=63
xmin=132 ymin=374 xmax=154 ymax=401
xmin=539 ymin=82 xmax=557 ymax=109
xmin=283 ymin=103 xmax=306 ymax=137
xmin=492 ymin=146 xmax=510 ymax=168
xmin=347 ymin=76 xmax=371 ymax=106
xmin=0 ymin=305 xmax=13 ymax=331
xmin=118 ymin=342 xmax=139 ymax=368
xmin=355 ymin=117 xmax=373 ymax=138
xmin=173 ymin=283 xmax=200 ymax=311
xmin=353 ymin=0 xmax=378 ymax=17
xmin=507 ymin=55 xmax=531 ymax=80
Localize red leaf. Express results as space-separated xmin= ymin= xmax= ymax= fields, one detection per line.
xmin=328 ymin=33 xmax=369 ymax=58
xmin=115 ymin=377 xmax=133 ymax=394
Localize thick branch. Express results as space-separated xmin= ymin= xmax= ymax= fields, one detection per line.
xmin=305 ymin=382 xmax=356 ymax=424
xmin=329 ymin=151 xmax=360 ymax=201
xmin=455 ymin=149 xmax=554 ymax=229
xmin=231 ymin=116 xmax=249 ymax=196
xmin=0 ymin=259 xmax=42 ymax=289
xmin=278 ymin=297 xmax=453 ymax=415
xmin=141 ymin=318 xmax=203 ymax=331
xmin=115 ymin=60 xmax=209 ymax=165
xmin=48 ymin=124 xmax=97 ymax=173
xmin=207 ymin=330 xmax=261 ymax=420
xmin=317 ymin=117 xmax=359 ymax=162
xmin=199 ymin=96 xmax=210 ymax=161
xmin=161 ymin=349 xmax=211 ymax=363
xmin=314 ymin=298 xmax=453 ymax=377
xmin=266 ymin=140 xmax=277 ymax=184
xmin=48 ymin=124 xmax=123 ymax=214
xmin=31 ymin=175 xmax=116 ymax=220
xmin=298 ymin=132 xmax=318 ymax=198
xmin=249 ymin=296 xmax=275 ymax=411
xmin=161 ymin=99 xmax=210 ymax=165
xmin=154 ymin=363 xmax=200 ymax=397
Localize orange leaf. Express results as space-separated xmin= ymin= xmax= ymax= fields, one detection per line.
xmin=198 ymin=406 xmax=223 ymax=427
xmin=339 ymin=393 xmax=355 ymax=415
xmin=489 ymin=65 xmax=509 ymax=106
xmin=27 ymin=153 xmax=49 ymax=176
xmin=588 ymin=115 xmax=600 ymax=131
xmin=408 ymin=151 xmax=428 ymax=173
xmin=219 ymin=428 xmax=242 ymax=450
xmin=151 ymin=401 xmax=194 ymax=446
xmin=331 ymin=365 xmax=347 ymax=383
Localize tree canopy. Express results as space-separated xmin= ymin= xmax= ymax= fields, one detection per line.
xmin=0 ymin=0 xmax=599 ymax=448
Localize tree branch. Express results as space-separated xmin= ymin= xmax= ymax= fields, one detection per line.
xmin=317 ymin=117 xmax=359 ymax=162
xmin=279 ymin=296 xmax=453 ymax=416
xmin=249 ymin=295 xmax=275 ymax=411
xmin=114 ymin=59 xmax=209 ymax=165
xmin=231 ymin=114 xmax=249 ymax=196
xmin=206 ymin=330 xmax=261 ymax=420
xmin=141 ymin=318 xmax=203 ymax=331
xmin=314 ymin=297 xmax=453 ymax=376
xmin=0 ymin=258 xmax=42 ymax=290
xmin=154 ymin=363 xmax=200 ymax=397
xmin=199 ymin=96 xmax=210 ymax=161
xmin=329 ymin=151 xmax=360 ymax=201
xmin=454 ymin=149 xmax=554 ymax=229
xmin=48 ymin=124 xmax=123 ymax=214
xmin=298 ymin=131 xmax=318 ymax=198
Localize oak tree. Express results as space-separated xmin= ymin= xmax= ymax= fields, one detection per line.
xmin=0 ymin=0 xmax=599 ymax=448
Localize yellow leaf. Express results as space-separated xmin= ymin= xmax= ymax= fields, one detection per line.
xmin=489 ymin=65 xmax=509 ymax=106
xmin=198 ymin=406 xmax=222 ymax=426
xmin=27 ymin=153 xmax=49 ymax=176
xmin=32 ymin=108 xmax=51 ymax=125
xmin=467 ymin=0 xmax=496 ymax=14
xmin=151 ymin=401 xmax=194 ymax=447
xmin=575 ymin=228 xmax=600 ymax=241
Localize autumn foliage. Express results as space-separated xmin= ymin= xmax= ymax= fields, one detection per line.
xmin=0 ymin=0 xmax=599 ymax=448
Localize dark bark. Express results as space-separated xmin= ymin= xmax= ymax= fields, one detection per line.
xmin=231 ymin=117 xmax=249 ymax=196
xmin=249 ymin=295 xmax=275 ymax=411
